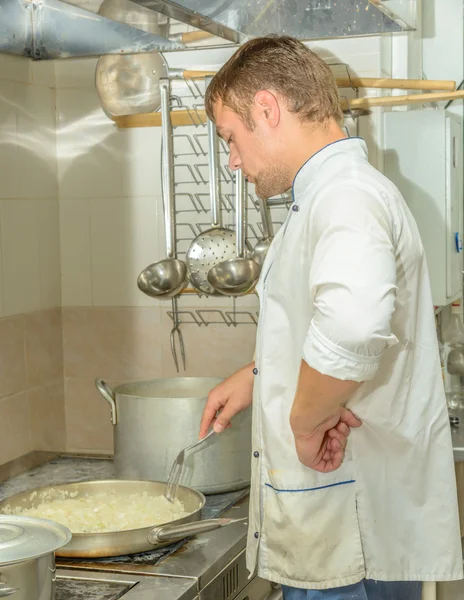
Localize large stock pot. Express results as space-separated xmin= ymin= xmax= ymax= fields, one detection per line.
xmin=95 ymin=377 xmax=252 ymax=494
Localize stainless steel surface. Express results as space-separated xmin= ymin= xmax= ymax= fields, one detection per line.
xmin=0 ymin=0 xmax=179 ymax=60
xmin=451 ymin=409 xmax=464 ymax=462
xmin=0 ymin=457 xmax=256 ymax=600
xmin=94 ymin=377 xmax=252 ymax=494
xmin=0 ymin=480 xmax=207 ymax=558
xmin=0 ymin=453 xmax=60 ymax=486
xmin=252 ymin=197 xmax=274 ymax=267
xmin=95 ymin=52 xmax=169 ymax=117
xmin=208 ymin=170 xmax=260 ymax=296
xmin=220 ymin=576 xmax=273 ymax=600
xmin=108 ymin=0 xmax=413 ymax=43
xmin=0 ymin=554 xmax=56 ymax=600
xmin=165 ymin=431 xmax=215 ymax=502
xmin=60 ymin=496 xmax=252 ymax=595
xmin=140 ymin=496 xmax=249 ymax=577
xmin=1 ymin=0 xmax=417 ymax=60
xmin=448 ymin=347 xmax=464 ymax=375
xmin=57 ymin=569 xmax=198 ymax=600
xmin=186 ymin=118 xmax=236 ymax=295
xmin=98 ymin=0 xmax=169 ymax=37
xmin=137 ymin=80 xmax=188 ymax=298
xmin=0 ymin=516 xmax=71 ymax=565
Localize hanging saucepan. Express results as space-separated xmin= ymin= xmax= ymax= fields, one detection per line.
xmin=95 ymin=51 xmax=216 ymax=118
xmin=0 ymin=480 xmax=245 ymax=559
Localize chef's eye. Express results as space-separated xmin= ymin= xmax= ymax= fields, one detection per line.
xmin=228 ymin=136 xmax=233 ymax=145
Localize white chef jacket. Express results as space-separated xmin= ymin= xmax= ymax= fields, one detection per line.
xmin=246 ymin=137 xmax=463 ymax=589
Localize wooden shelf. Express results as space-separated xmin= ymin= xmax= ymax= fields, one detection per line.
xmin=112 ymin=90 xmax=464 ymax=129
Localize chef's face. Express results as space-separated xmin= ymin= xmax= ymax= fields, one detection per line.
xmin=213 ymin=99 xmax=291 ymax=199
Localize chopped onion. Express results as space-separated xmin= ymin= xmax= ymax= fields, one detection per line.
xmin=1 ymin=489 xmax=188 ymax=533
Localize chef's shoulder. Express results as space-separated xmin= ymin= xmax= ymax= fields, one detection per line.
xmin=310 ymin=165 xmax=400 ymax=246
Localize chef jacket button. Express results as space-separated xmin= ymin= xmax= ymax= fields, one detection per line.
xmin=252 ymin=367 xmax=258 ymax=375
xmin=292 ymin=204 xmax=299 ymax=212
xmin=254 ymin=531 xmax=259 ymax=539
xmin=253 ymin=451 xmax=260 ymax=458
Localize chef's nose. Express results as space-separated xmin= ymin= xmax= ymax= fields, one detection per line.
xmin=228 ymin=146 xmax=242 ymax=171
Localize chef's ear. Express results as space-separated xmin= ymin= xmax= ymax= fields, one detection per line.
xmin=253 ymin=90 xmax=281 ymax=128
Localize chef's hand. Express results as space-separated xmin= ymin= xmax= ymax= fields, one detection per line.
xmin=199 ymin=363 xmax=255 ymax=439
xmin=293 ymin=407 xmax=361 ymax=473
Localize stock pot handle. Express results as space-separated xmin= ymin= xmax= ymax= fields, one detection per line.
xmin=148 ymin=517 xmax=248 ymax=544
xmin=0 ymin=580 xmax=17 ymax=598
xmin=95 ymin=379 xmax=117 ymax=425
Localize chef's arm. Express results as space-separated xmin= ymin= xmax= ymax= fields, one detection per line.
xmin=291 ymin=187 xmax=398 ymax=459
xmin=290 ymin=360 xmax=361 ymax=439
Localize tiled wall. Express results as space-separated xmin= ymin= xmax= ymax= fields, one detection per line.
xmin=55 ymin=37 xmax=388 ymax=455
xmin=0 ymin=55 xmax=64 ymax=465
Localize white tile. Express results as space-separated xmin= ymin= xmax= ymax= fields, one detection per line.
xmin=30 ymin=60 xmax=56 ymax=88
xmin=38 ymin=198 xmax=61 ymax=309
xmin=0 ymin=80 xmax=19 ymax=199
xmin=0 ymin=199 xmax=41 ymax=316
xmin=54 ymin=57 xmax=98 ymax=89
xmin=121 ymin=128 xmax=162 ymax=197
xmin=56 ymin=88 xmax=124 ymax=199
xmin=90 ymin=195 xmax=161 ymax=306
xmin=15 ymin=83 xmax=58 ymax=199
xmin=60 ymin=197 xmax=92 ymax=306
xmin=0 ymin=54 xmax=31 ymax=84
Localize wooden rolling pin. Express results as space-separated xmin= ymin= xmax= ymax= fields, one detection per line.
xmin=175 ymin=71 xmax=456 ymax=92
xmin=113 ymin=90 xmax=464 ymax=128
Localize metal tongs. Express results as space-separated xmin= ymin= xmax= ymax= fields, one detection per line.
xmin=164 ymin=430 xmax=215 ymax=503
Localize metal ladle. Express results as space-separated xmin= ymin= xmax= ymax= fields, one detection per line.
xmin=252 ymin=197 xmax=274 ymax=267
xmin=207 ymin=170 xmax=261 ymax=296
xmin=137 ymin=79 xmax=187 ymax=298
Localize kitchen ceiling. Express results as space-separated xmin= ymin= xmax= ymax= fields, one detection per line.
xmin=0 ymin=0 xmax=416 ymax=60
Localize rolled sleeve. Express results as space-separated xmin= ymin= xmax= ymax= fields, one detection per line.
xmin=303 ymin=185 xmax=399 ymax=382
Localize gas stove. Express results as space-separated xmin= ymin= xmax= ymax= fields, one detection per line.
xmin=0 ymin=455 xmax=278 ymax=600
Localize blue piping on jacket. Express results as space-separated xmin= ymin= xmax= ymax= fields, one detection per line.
xmin=265 ymin=479 xmax=355 ymax=493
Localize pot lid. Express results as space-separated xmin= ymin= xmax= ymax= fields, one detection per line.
xmin=0 ymin=515 xmax=72 ymax=565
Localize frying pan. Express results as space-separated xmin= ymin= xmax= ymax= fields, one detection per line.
xmin=0 ymin=480 xmax=245 ymax=558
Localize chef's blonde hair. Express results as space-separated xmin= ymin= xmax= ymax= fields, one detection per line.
xmin=205 ymin=35 xmax=343 ymax=129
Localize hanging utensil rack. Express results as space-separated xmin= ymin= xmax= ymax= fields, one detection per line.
xmin=151 ymin=75 xmax=290 ymax=333
xmin=127 ymin=61 xmax=377 ymax=334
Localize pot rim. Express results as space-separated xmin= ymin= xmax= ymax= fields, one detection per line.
xmin=111 ymin=376 xmax=224 ymax=399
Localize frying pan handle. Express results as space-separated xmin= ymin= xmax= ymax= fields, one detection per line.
xmin=94 ymin=379 xmax=117 ymax=425
xmin=148 ymin=517 xmax=247 ymax=544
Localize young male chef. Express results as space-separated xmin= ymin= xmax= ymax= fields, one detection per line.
xmin=199 ymin=35 xmax=463 ymax=600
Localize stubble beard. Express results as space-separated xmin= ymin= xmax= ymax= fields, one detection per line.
xmin=253 ymin=164 xmax=292 ymax=199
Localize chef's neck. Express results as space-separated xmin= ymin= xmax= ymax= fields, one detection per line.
xmin=285 ymin=117 xmax=347 ymax=182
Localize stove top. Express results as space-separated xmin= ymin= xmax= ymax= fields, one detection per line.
xmin=0 ymin=455 xmax=272 ymax=600
xmin=56 ymin=577 xmax=132 ymax=600
xmin=57 ymin=485 xmax=248 ymax=570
